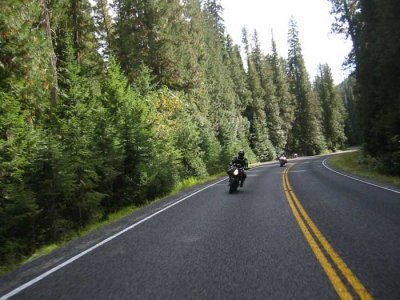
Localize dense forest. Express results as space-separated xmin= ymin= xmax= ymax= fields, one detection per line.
xmin=330 ymin=0 xmax=400 ymax=174
xmin=1 ymin=0 xmax=369 ymax=270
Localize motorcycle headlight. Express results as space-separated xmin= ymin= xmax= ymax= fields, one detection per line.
xmin=233 ymin=169 xmax=239 ymax=176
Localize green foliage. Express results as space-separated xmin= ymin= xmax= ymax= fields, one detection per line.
xmin=0 ymin=0 xmax=52 ymax=115
xmin=0 ymin=92 xmax=39 ymax=266
xmin=50 ymin=0 xmax=102 ymax=76
xmin=100 ymin=57 xmax=153 ymax=207
xmin=56 ymin=44 xmax=104 ymax=229
xmin=338 ymin=75 xmax=360 ymax=146
xmin=329 ymin=151 xmax=400 ymax=187
xmin=356 ymin=0 xmax=400 ymax=174
xmin=1 ymin=0 xmax=353 ymax=272
xmin=245 ymin=48 xmax=275 ymax=161
xmin=314 ymin=64 xmax=346 ymax=151
xmin=329 ymin=0 xmax=400 ymax=174
xmin=93 ymin=0 xmax=113 ymax=59
xmin=287 ymin=18 xmax=326 ymax=155
xmin=251 ymin=31 xmax=284 ymax=152
xmin=269 ymin=37 xmax=295 ymax=149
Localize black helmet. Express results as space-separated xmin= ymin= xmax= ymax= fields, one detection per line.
xmin=238 ymin=149 xmax=245 ymax=158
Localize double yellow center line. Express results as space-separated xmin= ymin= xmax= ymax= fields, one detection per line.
xmin=282 ymin=166 xmax=373 ymax=300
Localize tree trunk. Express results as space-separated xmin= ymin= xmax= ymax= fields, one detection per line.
xmin=40 ymin=0 xmax=58 ymax=106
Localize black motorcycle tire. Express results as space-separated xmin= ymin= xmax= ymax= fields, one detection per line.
xmin=229 ymin=178 xmax=239 ymax=193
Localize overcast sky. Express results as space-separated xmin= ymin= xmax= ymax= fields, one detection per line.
xmin=220 ymin=0 xmax=352 ymax=84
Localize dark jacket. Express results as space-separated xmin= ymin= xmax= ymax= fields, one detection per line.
xmin=231 ymin=156 xmax=248 ymax=169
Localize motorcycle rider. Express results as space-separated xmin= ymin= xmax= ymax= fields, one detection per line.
xmin=228 ymin=150 xmax=248 ymax=187
xmin=278 ymin=150 xmax=287 ymax=165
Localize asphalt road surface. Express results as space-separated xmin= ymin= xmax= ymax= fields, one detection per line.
xmin=1 ymin=154 xmax=400 ymax=299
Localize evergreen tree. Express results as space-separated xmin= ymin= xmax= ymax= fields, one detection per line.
xmin=55 ymin=38 xmax=104 ymax=229
xmin=100 ymin=57 xmax=152 ymax=207
xmin=269 ymin=35 xmax=295 ymax=150
xmin=244 ymin=31 xmax=275 ymax=161
xmin=0 ymin=92 xmax=39 ymax=266
xmin=329 ymin=0 xmax=400 ymax=174
xmin=93 ymin=0 xmax=114 ymax=60
xmin=357 ymin=0 xmax=400 ymax=173
xmin=50 ymin=0 xmax=102 ymax=77
xmin=113 ymin=0 xmax=188 ymax=87
xmin=1 ymin=0 xmax=53 ymax=116
xmin=328 ymin=0 xmax=361 ymax=67
xmin=251 ymin=31 xmax=284 ymax=152
xmin=225 ymin=35 xmax=256 ymax=160
xmin=226 ymin=35 xmax=252 ymax=112
xmin=181 ymin=0 xmax=211 ymax=114
xmin=0 ymin=0 xmax=52 ymax=263
xmin=204 ymin=0 xmax=225 ymax=40
xmin=287 ymin=18 xmax=325 ymax=155
xmin=202 ymin=1 xmax=240 ymax=161
xmin=28 ymin=129 xmax=72 ymax=243
xmin=314 ymin=64 xmax=346 ymax=151
xmin=338 ymin=75 xmax=360 ymax=145
xmin=112 ymin=0 xmax=149 ymax=80
xmin=40 ymin=0 xmax=59 ymax=106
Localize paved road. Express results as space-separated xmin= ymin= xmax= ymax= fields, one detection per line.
xmin=1 ymin=154 xmax=400 ymax=299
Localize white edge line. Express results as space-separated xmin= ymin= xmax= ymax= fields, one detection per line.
xmin=1 ymin=177 xmax=228 ymax=300
xmin=322 ymin=157 xmax=400 ymax=194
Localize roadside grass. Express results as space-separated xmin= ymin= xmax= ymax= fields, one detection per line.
xmin=329 ymin=151 xmax=400 ymax=187
xmin=0 ymin=172 xmax=225 ymax=276
xmin=170 ymin=172 xmax=225 ymax=195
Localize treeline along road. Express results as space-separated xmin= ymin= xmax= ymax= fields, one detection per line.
xmin=1 ymin=155 xmax=399 ymax=299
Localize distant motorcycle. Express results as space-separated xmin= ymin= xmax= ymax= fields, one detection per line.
xmin=227 ymin=163 xmax=245 ymax=193
xmin=279 ymin=155 xmax=287 ymax=167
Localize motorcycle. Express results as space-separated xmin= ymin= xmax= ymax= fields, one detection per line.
xmin=279 ymin=155 xmax=287 ymax=167
xmin=227 ymin=163 xmax=245 ymax=193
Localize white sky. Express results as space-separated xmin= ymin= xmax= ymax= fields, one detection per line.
xmin=220 ymin=0 xmax=353 ymax=84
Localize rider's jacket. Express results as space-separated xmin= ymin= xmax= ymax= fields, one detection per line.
xmin=231 ymin=156 xmax=248 ymax=168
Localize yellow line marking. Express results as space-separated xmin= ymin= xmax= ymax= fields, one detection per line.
xmin=284 ymin=168 xmax=373 ymax=300
xmin=282 ymin=169 xmax=353 ymax=299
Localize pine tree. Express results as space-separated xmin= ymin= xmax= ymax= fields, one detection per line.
xmin=152 ymin=0 xmax=189 ymax=88
xmin=202 ymin=1 xmax=240 ymax=161
xmin=50 ymin=0 xmax=102 ymax=77
xmin=40 ymin=0 xmax=60 ymax=106
xmin=269 ymin=35 xmax=295 ymax=149
xmin=1 ymin=0 xmax=53 ymax=116
xmin=226 ymin=35 xmax=251 ymax=112
xmin=314 ymin=64 xmax=346 ymax=151
xmin=328 ymin=0 xmax=361 ymax=67
xmin=204 ymin=0 xmax=225 ymax=41
xmin=225 ymin=35 xmax=256 ymax=160
xmin=251 ymin=30 xmax=284 ymax=152
xmin=330 ymin=0 xmax=400 ymax=174
xmin=287 ymin=18 xmax=325 ymax=155
xmin=338 ymin=75 xmax=360 ymax=146
xmin=55 ymin=38 xmax=104 ymax=229
xmin=0 ymin=92 xmax=39 ymax=266
xmin=113 ymin=0 xmax=185 ymax=87
xmin=101 ymin=57 xmax=152 ymax=207
xmin=93 ymin=0 xmax=114 ymax=60
xmin=244 ymin=29 xmax=275 ymax=161
xmin=357 ymin=0 xmax=400 ymax=173
xmin=0 ymin=0 xmax=53 ymax=264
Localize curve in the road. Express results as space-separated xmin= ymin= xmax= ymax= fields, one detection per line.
xmin=322 ymin=157 xmax=400 ymax=194
xmin=283 ymin=165 xmax=373 ymax=300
